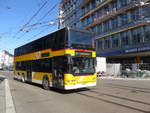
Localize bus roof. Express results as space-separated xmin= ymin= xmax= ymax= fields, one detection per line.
xmin=15 ymin=27 xmax=94 ymax=50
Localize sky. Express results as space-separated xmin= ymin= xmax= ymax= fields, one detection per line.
xmin=0 ymin=0 xmax=60 ymax=55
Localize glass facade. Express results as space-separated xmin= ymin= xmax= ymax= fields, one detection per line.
xmin=130 ymin=8 xmax=140 ymax=21
xmin=79 ymin=0 xmax=150 ymax=58
xmin=60 ymin=0 xmax=150 ymax=62
xmin=104 ymin=38 xmax=110 ymax=49
xmin=131 ymin=27 xmax=143 ymax=44
xmin=112 ymin=34 xmax=119 ymax=48
xmin=96 ymin=24 xmax=150 ymax=52
xmin=121 ymin=31 xmax=129 ymax=47
xmin=144 ymin=25 xmax=150 ymax=43
xmin=111 ymin=17 xmax=118 ymax=29
xmin=60 ymin=0 xmax=83 ymax=28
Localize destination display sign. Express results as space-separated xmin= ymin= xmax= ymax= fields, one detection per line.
xmin=75 ymin=51 xmax=92 ymax=56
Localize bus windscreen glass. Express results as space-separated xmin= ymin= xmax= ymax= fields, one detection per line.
xmin=72 ymin=57 xmax=95 ymax=75
xmin=69 ymin=29 xmax=95 ymax=49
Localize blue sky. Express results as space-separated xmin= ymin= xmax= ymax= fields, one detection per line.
xmin=0 ymin=0 xmax=60 ymax=54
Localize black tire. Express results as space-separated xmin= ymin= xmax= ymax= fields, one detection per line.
xmin=42 ymin=76 xmax=49 ymax=90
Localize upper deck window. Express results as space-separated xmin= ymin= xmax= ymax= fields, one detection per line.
xmin=69 ymin=29 xmax=95 ymax=49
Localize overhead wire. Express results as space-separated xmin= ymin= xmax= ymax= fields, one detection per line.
xmin=25 ymin=19 xmax=58 ymax=31
xmin=12 ymin=0 xmax=49 ymax=39
xmin=26 ymin=20 xmax=58 ymax=42
xmin=31 ymin=20 xmax=57 ymax=39
xmin=26 ymin=26 xmax=52 ymax=42
xmin=16 ymin=2 xmax=59 ymax=39
xmin=17 ymin=19 xmax=58 ymax=39
xmin=21 ymin=4 xmax=57 ymax=31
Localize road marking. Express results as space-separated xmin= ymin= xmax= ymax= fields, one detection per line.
xmin=5 ymin=79 xmax=16 ymax=113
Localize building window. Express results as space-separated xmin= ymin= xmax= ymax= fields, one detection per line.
xmin=103 ymin=5 xmax=109 ymax=15
xmin=82 ymin=8 xmax=85 ymax=16
xmin=85 ymin=18 xmax=88 ymax=26
xmin=86 ymin=3 xmax=90 ymax=12
xmin=87 ymin=17 xmax=90 ymax=24
xmin=132 ymin=0 xmax=138 ymax=2
xmin=73 ymin=3 xmax=75 ymax=9
xmin=120 ymin=13 xmax=128 ymax=26
xmin=97 ymin=9 xmax=102 ymax=17
xmin=142 ymin=5 xmax=150 ymax=18
xmin=96 ymin=39 xmax=103 ymax=51
xmin=91 ymin=27 xmax=97 ymax=32
xmin=111 ymin=17 xmax=118 ymax=29
xmin=91 ymin=0 xmax=96 ymax=9
xmin=121 ymin=31 xmax=129 ymax=47
xmin=112 ymin=34 xmax=119 ymax=48
xmin=111 ymin=1 xmax=117 ymax=10
xmin=96 ymin=0 xmax=102 ymax=6
xmin=97 ymin=24 xmax=102 ymax=33
xmin=89 ymin=16 xmax=93 ymax=24
xmin=144 ymin=25 xmax=150 ymax=43
xmin=91 ymin=14 xmax=94 ymax=22
xmin=82 ymin=19 xmax=85 ymax=27
xmin=119 ymin=0 xmax=128 ymax=8
xmin=131 ymin=28 xmax=142 ymax=44
xmin=73 ymin=23 xmax=76 ymax=27
xmin=103 ymin=21 xmax=110 ymax=32
xmin=76 ymin=22 xmax=81 ymax=28
xmin=131 ymin=8 xmax=140 ymax=21
xmin=104 ymin=38 xmax=110 ymax=49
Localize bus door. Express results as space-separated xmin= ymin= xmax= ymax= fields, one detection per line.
xmin=26 ymin=62 xmax=32 ymax=82
xmin=52 ymin=58 xmax=64 ymax=89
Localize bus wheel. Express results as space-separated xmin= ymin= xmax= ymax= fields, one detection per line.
xmin=42 ymin=77 xmax=49 ymax=90
xmin=21 ymin=75 xmax=26 ymax=83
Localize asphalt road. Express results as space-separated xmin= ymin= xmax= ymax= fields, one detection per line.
xmin=1 ymin=71 xmax=150 ymax=113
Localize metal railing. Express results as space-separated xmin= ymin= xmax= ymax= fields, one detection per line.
xmin=97 ymin=63 xmax=150 ymax=78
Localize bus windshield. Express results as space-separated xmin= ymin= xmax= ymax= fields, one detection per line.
xmin=69 ymin=29 xmax=95 ymax=49
xmin=72 ymin=57 xmax=95 ymax=75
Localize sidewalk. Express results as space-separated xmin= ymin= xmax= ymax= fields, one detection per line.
xmin=0 ymin=75 xmax=16 ymax=113
xmin=0 ymin=76 xmax=5 ymax=113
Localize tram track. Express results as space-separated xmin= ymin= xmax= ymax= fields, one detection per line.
xmin=76 ymin=89 xmax=150 ymax=113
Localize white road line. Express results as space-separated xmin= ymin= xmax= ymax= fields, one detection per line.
xmin=5 ymin=79 xmax=16 ymax=113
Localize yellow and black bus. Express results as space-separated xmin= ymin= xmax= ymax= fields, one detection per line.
xmin=14 ymin=27 xmax=97 ymax=90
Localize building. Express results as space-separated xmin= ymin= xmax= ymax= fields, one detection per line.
xmin=80 ymin=0 xmax=150 ymax=64
xmin=60 ymin=0 xmax=150 ymax=64
xmin=59 ymin=0 xmax=83 ymax=28
xmin=0 ymin=50 xmax=13 ymax=69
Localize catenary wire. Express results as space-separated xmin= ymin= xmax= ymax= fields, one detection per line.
xmin=12 ymin=0 xmax=49 ymax=39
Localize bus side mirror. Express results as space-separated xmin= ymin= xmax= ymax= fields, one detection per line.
xmin=94 ymin=59 xmax=97 ymax=66
xmin=68 ymin=56 xmax=73 ymax=65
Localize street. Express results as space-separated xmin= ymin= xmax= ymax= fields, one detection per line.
xmin=1 ymin=71 xmax=150 ymax=113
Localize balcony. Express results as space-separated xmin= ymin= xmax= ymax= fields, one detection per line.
xmin=95 ymin=18 xmax=150 ymax=40
xmin=80 ymin=0 xmax=93 ymax=8
xmin=80 ymin=0 xmax=116 ymax=20
xmin=84 ymin=1 xmax=142 ymax=30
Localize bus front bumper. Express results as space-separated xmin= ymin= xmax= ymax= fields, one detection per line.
xmin=64 ymin=82 xmax=96 ymax=90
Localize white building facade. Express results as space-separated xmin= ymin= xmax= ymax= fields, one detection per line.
xmin=0 ymin=50 xmax=13 ymax=69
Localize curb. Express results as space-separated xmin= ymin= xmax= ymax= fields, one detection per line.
xmin=5 ymin=79 xmax=16 ymax=113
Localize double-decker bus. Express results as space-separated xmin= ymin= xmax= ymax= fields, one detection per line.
xmin=14 ymin=27 xmax=97 ymax=90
